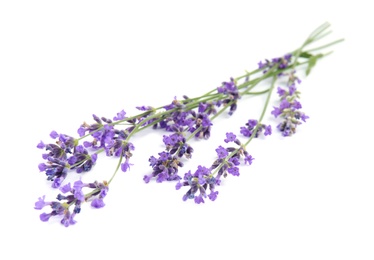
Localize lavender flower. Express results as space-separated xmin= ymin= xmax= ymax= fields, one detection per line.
xmin=68 ymin=145 xmax=98 ymax=173
xmin=224 ymin=132 xmax=237 ymax=143
xmin=240 ymin=119 xmax=272 ymax=138
xmin=258 ymin=53 xmax=293 ymax=73
xmin=113 ymin=109 xmax=126 ymax=121
xmin=215 ymin=145 xmax=228 ymax=159
xmin=217 ymin=78 xmax=240 ymax=115
xmin=77 ymin=114 xmax=115 ymax=149
xmin=177 ymin=166 xmax=219 ymax=204
xmin=34 ymin=180 xmax=109 ymax=227
xmin=144 ymin=130 xmax=195 ymax=183
xmin=37 ymin=131 xmax=99 ymax=187
xmin=177 ymin=132 xmax=255 ymax=202
xmin=143 ymin=150 xmax=183 ymax=183
xmin=38 ymin=156 xmax=68 ymax=188
xmin=271 ymin=77 xmax=309 ymax=136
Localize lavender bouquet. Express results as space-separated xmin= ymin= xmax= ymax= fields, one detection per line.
xmin=34 ymin=22 xmax=343 ymax=227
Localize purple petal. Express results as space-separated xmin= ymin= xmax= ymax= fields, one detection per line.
xmin=40 ymin=213 xmax=52 ymax=222
xmin=91 ymin=198 xmax=105 ymax=208
xmin=38 ymin=163 xmax=47 ymax=172
xmin=91 ymin=153 xmax=98 ymax=163
xmin=60 ymin=183 xmax=72 ymax=193
xmin=37 ymin=141 xmax=45 ymax=149
xmin=50 ymin=131 xmax=59 ymax=139
xmin=208 ymin=191 xmax=219 ymax=201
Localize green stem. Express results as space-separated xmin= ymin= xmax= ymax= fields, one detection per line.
xmin=108 ymin=154 xmax=123 ymax=184
xmin=211 ymin=75 xmax=277 ymax=177
xmin=243 ymin=75 xmax=277 ymax=147
xmin=304 ymin=38 xmax=344 ymax=53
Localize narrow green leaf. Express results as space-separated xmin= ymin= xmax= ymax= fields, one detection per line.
xmin=299 ymin=52 xmax=313 ymax=58
xmin=306 ymin=54 xmax=323 ymax=76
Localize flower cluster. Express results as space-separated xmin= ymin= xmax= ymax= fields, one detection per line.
xmin=240 ymin=120 xmax=272 ymax=138
xmin=37 ymin=132 xmax=87 ymax=188
xmin=271 ymin=73 xmax=309 ymax=136
xmin=217 ymin=77 xmax=240 ymax=115
xmin=144 ymin=132 xmax=193 ymax=183
xmin=34 ymin=180 xmax=108 ymax=227
xmin=176 ymin=129 xmax=262 ymax=204
xmin=258 ymin=53 xmax=293 ymax=73
xmin=144 ymin=79 xmax=242 ymax=184
xmin=78 ymin=113 xmax=135 ymax=171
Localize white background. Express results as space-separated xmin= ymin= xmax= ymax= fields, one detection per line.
xmin=1 ymin=1 xmax=373 ymax=259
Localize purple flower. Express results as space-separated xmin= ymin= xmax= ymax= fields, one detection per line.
xmin=264 ymin=125 xmax=272 ymax=136
xmin=52 ymin=177 xmax=64 ymax=188
xmin=240 ymin=126 xmax=252 ymax=137
xmin=240 ymin=119 xmax=271 ymax=138
xmin=301 ymin=113 xmax=309 ymax=122
xmin=121 ymin=159 xmax=133 ymax=172
xmin=143 ymin=175 xmax=152 ymax=183
xmin=217 ymin=78 xmax=240 ymax=116
xmin=136 ymin=106 xmax=152 ymax=111
xmin=271 ymin=107 xmax=282 ymax=118
xmin=229 ymin=157 xmax=240 ymax=166
xmin=68 ymin=146 xmax=97 ymax=173
xmin=60 ymin=211 xmax=77 ymax=227
xmin=247 ymin=120 xmax=257 ymax=128
xmin=159 ymin=151 xmax=170 ymax=162
xmin=77 ymin=127 xmax=86 ymax=137
xmin=73 ymin=180 xmax=85 ymax=201
xmin=177 ymin=165 xmax=221 ymax=203
xmin=224 ymin=132 xmax=236 ymax=143
xmin=198 ymin=103 xmax=208 ymax=113
xmin=83 ymin=141 xmax=92 ymax=148
xmin=289 ymin=84 xmax=296 ymax=95
xmin=227 ymin=167 xmax=240 ymax=176
xmin=38 ymin=163 xmax=47 ymax=172
xmin=113 ymin=109 xmax=126 ymax=121
xmin=215 ymin=146 xmax=228 ymax=159
xmin=244 ymin=154 xmax=254 ymax=165
xmin=34 ymin=196 xmax=50 ymax=210
xmin=36 ymin=180 xmax=108 ymax=226
xmin=258 ymin=53 xmax=292 ymax=72
xmin=146 ymin=150 xmax=183 ymax=183
xmin=91 ymin=153 xmax=98 ymax=163
xmin=100 ymin=187 xmax=108 ymax=198
xmin=208 ymin=191 xmax=219 ymax=201
xmin=40 ymin=213 xmax=52 ymax=222
xmin=60 ymin=183 xmax=72 ymax=193
xmin=37 ymin=141 xmax=45 ymax=149
xmin=194 ymin=195 xmax=205 ymax=204
xmin=148 ymin=156 xmax=157 ymax=167
xmin=50 ymin=131 xmax=59 ymax=139
xmin=271 ymin=71 xmax=309 ymax=136
xmin=293 ymin=100 xmax=302 ymax=109
xmin=279 ymin=99 xmax=291 ymax=110
xmin=39 ymin=156 xmax=69 ymax=188
xmin=277 ymin=87 xmax=286 ymax=96
xmin=91 ymin=198 xmax=105 ymax=208
xmin=175 ymin=182 xmax=182 ymax=190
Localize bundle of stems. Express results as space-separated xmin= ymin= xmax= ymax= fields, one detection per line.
xmin=34 ymin=22 xmax=343 ymax=227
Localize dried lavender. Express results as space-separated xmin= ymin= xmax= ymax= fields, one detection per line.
xmin=34 ymin=22 xmax=343 ymax=226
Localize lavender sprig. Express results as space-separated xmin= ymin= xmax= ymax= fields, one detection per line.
xmin=176 ymin=75 xmax=278 ymax=203
xmin=34 ymin=22 xmax=343 ymax=226
xmin=35 ymin=180 xmax=109 ymax=227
